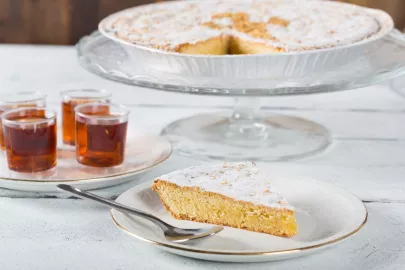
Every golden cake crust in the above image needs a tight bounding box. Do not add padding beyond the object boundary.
[152,162,298,238]
[153,180,297,237]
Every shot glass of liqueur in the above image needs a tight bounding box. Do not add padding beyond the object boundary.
[1,108,57,172]
[60,89,111,146]
[75,103,130,167]
[0,91,46,150]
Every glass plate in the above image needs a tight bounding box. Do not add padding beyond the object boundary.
[77,30,405,96]
[0,135,172,192]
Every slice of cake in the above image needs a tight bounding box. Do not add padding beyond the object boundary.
[152,162,298,237]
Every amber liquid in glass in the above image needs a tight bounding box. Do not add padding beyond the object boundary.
[62,101,78,146]
[3,117,57,172]
[62,101,110,146]
[1,104,45,150]
[76,114,128,167]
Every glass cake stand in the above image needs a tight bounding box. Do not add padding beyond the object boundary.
[77,30,405,161]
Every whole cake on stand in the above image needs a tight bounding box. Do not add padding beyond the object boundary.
[101,0,390,54]
[77,0,405,161]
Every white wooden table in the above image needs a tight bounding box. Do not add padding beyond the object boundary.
[0,44,404,270]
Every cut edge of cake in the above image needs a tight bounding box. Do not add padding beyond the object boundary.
[177,35,230,55]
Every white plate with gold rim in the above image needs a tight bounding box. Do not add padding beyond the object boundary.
[111,175,367,263]
[0,135,171,192]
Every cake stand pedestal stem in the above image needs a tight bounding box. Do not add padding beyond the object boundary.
[225,98,270,144]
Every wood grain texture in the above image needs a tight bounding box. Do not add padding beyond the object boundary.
[0,0,154,44]
[0,0,71,44]
[70,0,99,44]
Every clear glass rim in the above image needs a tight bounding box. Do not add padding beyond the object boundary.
[0,91,47,105]
[1,107,56,127]
[77,30,405,96]
[74,102,130,121]
[60,89,112,100]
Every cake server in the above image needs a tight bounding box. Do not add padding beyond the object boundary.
[57,184,223,243]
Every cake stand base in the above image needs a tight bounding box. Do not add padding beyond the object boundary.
[161,98,331,161]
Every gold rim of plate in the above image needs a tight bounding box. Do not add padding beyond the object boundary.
[110,199,368,256]
[0,137,172,183]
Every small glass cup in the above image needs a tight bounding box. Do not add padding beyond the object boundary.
[0,91,46,149]
[1,108,57,172]
[60,89,111,146]
[75,102,130,167]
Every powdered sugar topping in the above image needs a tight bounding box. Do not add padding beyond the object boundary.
[157,162,293,210]
[103,0,388,52]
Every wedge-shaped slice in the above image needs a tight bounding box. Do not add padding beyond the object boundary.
[152,162,298,237]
